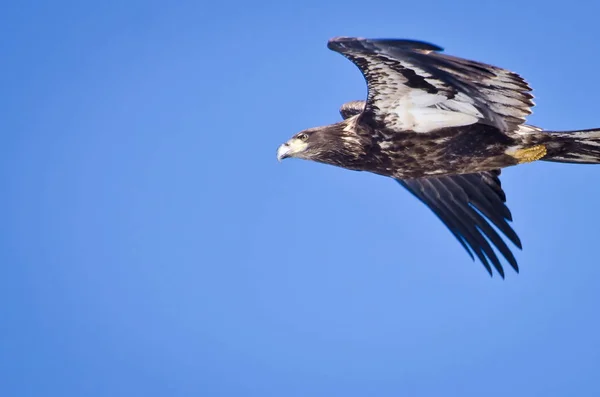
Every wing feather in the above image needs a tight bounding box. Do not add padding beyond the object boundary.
[328,37,534,134]
[397,170,521,277]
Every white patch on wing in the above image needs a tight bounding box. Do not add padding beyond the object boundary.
[410,108,479,132]
[387,90,481,133]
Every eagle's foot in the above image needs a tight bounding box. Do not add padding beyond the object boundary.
[508,145,547,164]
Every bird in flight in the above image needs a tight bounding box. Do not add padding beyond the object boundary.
[277,37,600,278]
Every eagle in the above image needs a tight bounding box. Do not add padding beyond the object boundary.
[277,37,600,278]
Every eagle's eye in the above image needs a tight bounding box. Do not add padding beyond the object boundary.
[297,133,309,141]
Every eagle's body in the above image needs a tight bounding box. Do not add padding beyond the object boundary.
[308,117,524,178]
[277,37,600,277]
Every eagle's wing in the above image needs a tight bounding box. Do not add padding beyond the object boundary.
[339,100,366,119]
[327,37,534,134]
[396,170,521,277]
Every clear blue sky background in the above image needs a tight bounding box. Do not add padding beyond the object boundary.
[2,1,600,396]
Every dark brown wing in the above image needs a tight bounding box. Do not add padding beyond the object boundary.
[328,37,534,135]
[397,170,522,277]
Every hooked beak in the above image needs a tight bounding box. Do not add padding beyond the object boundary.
[277,138,308,162]
[277,143,292,162]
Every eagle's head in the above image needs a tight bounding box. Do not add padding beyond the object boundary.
[277,121,367,167]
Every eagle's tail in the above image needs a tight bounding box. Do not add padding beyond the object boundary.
[540,128,600,164]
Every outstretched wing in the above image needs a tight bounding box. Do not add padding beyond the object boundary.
[327,37,534,134]
[397,170,521,277]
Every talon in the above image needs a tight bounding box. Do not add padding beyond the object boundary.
[508,144,547,164]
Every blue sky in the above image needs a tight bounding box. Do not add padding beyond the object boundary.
[2,1,600,396]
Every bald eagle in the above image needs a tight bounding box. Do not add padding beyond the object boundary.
[277,37,600,278]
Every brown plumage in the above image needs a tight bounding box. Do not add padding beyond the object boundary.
[277,37,600,277]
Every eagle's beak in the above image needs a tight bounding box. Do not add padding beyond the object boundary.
[277,138,308,162]
[277,143,292,162]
